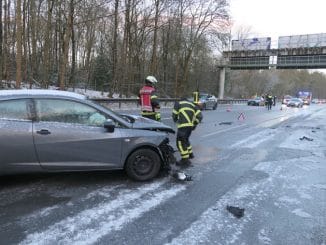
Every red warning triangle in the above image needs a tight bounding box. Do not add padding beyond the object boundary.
[238,112,245,121]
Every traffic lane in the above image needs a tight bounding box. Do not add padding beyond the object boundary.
[116,104,320,155]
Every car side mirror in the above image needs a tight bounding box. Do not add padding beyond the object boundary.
[104,119,115,133]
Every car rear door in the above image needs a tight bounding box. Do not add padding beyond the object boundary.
[0,98,40,173]
[32,98,123,171]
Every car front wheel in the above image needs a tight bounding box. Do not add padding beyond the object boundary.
[125,148,161,181]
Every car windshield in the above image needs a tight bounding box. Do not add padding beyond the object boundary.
[87,99,129,122]
[200,94,209,99]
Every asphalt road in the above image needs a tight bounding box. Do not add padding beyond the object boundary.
[1,103,326,245]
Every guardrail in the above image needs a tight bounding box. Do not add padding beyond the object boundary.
[92,98,248,109]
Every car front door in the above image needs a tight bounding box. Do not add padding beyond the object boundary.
[33,98,123,171]
[0,99,40,173]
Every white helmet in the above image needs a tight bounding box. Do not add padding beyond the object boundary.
[145,75,158,84]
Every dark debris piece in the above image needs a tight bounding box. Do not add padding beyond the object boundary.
[219,122,233,125]
[299,136,314,141]
[226,205,245,218]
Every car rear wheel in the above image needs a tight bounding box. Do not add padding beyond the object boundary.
[213,103,217,110]
[125,148,161,181]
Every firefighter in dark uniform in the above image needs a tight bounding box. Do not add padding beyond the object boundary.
[172,96,203,166]
[139,76,161,121]
[266,94,273,110]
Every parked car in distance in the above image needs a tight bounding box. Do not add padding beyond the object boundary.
[196,93,218,110]
[287,98,304,108]
[247,96,265,106]
[282,95,292,105]
[0,89,176,181]
[311,98,319,104]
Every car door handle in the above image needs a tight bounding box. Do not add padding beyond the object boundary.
[36,129,51,135]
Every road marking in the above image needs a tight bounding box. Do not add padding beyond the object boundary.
[201,124,247,138]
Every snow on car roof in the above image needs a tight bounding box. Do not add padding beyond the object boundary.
[0,89,86,100]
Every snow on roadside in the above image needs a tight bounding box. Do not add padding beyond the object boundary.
[20,180,185,245]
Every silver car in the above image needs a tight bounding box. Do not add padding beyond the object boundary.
[0,89,175,181]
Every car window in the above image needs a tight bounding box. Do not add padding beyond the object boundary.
[0,99,30,121]
[35,99,108,127]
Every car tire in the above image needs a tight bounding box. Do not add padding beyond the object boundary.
[203,103,206,110]
[125,148,161,181]
[213,103,217,110]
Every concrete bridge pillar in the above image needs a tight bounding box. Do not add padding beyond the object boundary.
[218,67,225,99]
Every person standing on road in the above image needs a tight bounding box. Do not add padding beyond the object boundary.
[139,76,161,121]
[172,96,203,167]
[266,94,273,110]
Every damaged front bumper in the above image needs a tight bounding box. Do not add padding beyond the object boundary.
[159,138,176,169]
[158,138,192,181]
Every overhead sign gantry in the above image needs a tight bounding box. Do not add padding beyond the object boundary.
[223,33,326,69]
[217,33,326,99]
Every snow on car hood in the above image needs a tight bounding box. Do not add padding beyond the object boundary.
[121,114,175,134]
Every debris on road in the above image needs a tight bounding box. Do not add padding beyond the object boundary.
[219,122,233,125]
[299,136,314,141]
[226,205,245,218]
[172,171,193,181]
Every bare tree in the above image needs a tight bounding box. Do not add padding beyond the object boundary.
[43,0,54,87]
[0,0,2,81]
[59,0,74,90]
[16,0,23,88]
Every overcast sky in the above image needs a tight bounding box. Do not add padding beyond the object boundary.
[230,0,326,45]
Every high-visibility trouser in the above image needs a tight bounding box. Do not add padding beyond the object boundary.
[141,111,160,121]
[176,127,193,159]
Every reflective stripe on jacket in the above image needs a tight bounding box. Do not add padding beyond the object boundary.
[172,100,203,128]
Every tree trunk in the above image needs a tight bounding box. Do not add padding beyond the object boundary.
[111,0,119,96]
[69,12,76,88]
[30,0,37,87]
[0,0,2,81]
[120,0,131,97]
[59,0,74,90]
[22,0,28,86]
[3,0,9,82]
[150,0,160,75]
[16,0,23,88]
[43,0,54,88]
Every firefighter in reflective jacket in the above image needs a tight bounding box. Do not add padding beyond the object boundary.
[172,97,203,166]
[139,76,161,121]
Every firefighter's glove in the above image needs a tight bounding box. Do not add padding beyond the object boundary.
[155,112,161,121]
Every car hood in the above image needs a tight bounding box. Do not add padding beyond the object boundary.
[121,114,175,134]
